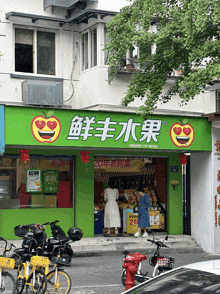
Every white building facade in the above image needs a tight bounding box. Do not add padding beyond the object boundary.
[0,0,220,253]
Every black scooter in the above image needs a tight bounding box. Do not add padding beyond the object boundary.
[11,221,83,268]
[11,223,46,268]
[42,220,83,265]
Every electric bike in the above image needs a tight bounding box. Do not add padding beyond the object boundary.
[121,233,175,285]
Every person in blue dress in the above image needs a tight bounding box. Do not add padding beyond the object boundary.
[134,187,150,237]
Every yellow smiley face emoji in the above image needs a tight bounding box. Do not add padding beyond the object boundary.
[170,120,195,147]
[31,111,61,143]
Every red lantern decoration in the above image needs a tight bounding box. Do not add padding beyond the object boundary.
[18,149,30,162]
[178,154,188,165]
[80,151,91,172]
[80,151,91,163]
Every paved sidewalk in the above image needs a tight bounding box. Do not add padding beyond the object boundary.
[1,233,203,257]
[71,233,204,256]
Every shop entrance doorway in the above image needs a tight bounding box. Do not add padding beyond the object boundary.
[94,156,167,236]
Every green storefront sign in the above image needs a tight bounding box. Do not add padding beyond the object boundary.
[5,106,211,151]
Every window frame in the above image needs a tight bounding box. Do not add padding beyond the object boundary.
[81,25,98,71]
[216,90,220,113]
[0,155,75,209]
[14,25,58,77]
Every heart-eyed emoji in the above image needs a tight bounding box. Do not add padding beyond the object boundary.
[170,120,194,147]
[31,111,61,143]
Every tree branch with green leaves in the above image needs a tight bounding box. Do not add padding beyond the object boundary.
[105,0,220,118]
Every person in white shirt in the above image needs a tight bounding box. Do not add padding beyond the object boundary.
[104,178,121,236]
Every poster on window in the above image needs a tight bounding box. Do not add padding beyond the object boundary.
[42,170,59,193]
[149,211,160,227]
[26,170,42,193]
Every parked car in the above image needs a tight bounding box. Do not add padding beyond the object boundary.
[121,259,220,293]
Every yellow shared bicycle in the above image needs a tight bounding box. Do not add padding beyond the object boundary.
[0,237,16,293]
[16,254,49,294]
[44,255,71,294]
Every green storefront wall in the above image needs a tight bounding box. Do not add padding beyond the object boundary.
[0,147,95,240]
[1,106,212,239]
[0,147,183,239]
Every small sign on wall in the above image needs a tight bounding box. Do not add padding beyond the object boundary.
[171,166,178,173]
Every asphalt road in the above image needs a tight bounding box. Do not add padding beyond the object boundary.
[9,251,220,294]
[67,251,220,294]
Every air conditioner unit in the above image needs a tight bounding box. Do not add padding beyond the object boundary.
[44,0,91,9]
[22,80,63,107]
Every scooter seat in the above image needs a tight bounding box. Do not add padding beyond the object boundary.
[49,239,61,245]
[42,251,53,257]
[59,237,70,243]
[49,237,69,245]
[22,253,33,258]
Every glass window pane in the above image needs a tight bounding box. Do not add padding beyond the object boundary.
[104,26,109,65]
[82,33,88,70]
[15,28,33,73]
[91,28,97,67]
[15,158,73,209]
[37,31,55,75]
[217,98,220,113]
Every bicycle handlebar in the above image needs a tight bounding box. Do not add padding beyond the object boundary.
[0,237,16,252]
[147,239,169,248]
[42,220,61,226]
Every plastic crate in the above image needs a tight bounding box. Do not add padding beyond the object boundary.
[30,256,50,267]
[157,257,175,270]
[0,257,15,269]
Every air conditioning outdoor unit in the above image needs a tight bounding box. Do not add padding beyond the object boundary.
[22,80,63,107]
[44,0,97,9]
[44,0,98,9]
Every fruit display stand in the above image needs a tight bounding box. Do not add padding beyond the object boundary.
[94,186,166,233]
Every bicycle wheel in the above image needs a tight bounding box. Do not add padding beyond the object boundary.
[47,270,71,294]
[1,272,16,293]
[17,264,26,294]
[26,270,47,294]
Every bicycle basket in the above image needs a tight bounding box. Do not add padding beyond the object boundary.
[149,256,158,267]
[157,257,175,270]
[30,256,50,268]
[0,257,15,269]
[51,255,71,266]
